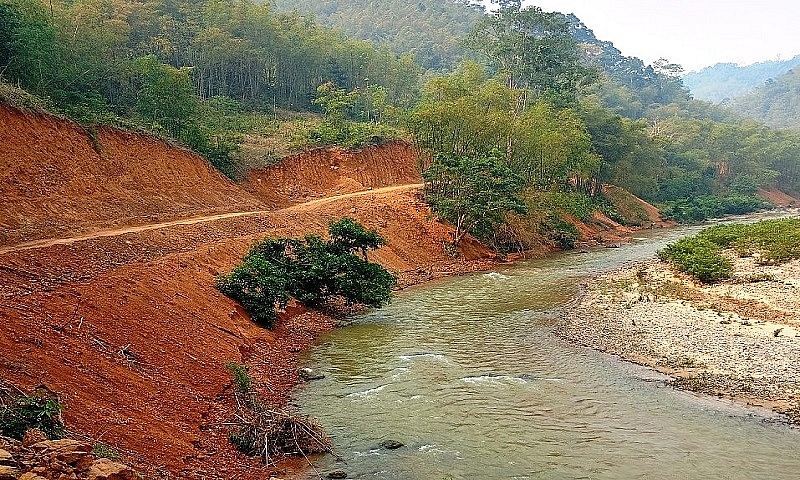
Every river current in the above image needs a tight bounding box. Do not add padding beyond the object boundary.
[295,223,800,479]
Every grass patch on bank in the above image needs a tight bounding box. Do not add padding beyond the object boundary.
[658,218,800,283]
[659,195,770,223]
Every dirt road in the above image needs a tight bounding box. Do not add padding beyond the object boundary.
[0,184,424,255]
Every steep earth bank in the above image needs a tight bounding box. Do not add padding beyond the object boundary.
[0,104,660,478]
[0,106,495,478]
[242,140,422,208]
[0,105,262,246]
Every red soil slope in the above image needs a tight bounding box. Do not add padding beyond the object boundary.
[0,105,263,246]
[0,106,493,478]
[242,141,422,207]
[759,188,799,207]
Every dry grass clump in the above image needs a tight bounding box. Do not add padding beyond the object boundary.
[224,362,333,466]
[229,407,332,465]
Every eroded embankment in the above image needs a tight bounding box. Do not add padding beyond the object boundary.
[241,140,422,207]
[0,105,263,246]
[0,189,495,479]
[0,106,494,478]
[558,256,800,423]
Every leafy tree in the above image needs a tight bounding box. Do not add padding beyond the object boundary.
[130,55,197,137]
[216,248,291,326]
[217,219,395,328]
[467,1,596,107]
[328,216,386,261]
[409,62,518,159]
[423,150,527,246]
[313,82,357,125]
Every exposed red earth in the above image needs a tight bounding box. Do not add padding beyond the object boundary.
[0,105,495,478]
[0,104,667,478]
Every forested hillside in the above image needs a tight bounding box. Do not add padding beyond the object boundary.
[726,69,800,131]
[271,0,485,71]
[0,0,420,175]
[683,56,800,102]
[1,0,799,245]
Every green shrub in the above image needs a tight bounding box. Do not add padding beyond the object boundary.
[660,195,769,223]
[293,119,401,150]
[92,443,122,460]
[658,218,800,282]
[548,191,595,222]
[658,237,733,283]
[224,362,252,395]
[0,390,65,440]
[542,213,580,249]
[217,218,396,328]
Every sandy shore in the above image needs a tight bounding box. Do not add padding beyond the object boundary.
[558,255,800,423]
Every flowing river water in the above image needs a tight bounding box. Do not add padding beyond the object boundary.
[294,223,800,479]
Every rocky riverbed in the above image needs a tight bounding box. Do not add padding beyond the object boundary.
[558,255,800,423]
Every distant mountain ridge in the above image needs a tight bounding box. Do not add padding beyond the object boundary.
[683,56,800,102]
[726,68,800,131]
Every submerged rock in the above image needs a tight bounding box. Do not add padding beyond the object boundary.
[299,368,326,381]
[327,470,348,479]
[379,439,404,450]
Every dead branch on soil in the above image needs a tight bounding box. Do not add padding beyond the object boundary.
[227,401,334,466]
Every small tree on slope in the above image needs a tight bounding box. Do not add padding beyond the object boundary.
[216,218,395,328]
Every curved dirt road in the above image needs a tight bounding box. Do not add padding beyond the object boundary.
[0,184,423,255]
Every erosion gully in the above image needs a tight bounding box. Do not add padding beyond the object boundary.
[294,217,800,479]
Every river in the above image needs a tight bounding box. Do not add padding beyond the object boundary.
[294,222,800,479]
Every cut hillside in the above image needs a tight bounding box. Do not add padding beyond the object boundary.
[0,186,494,478]
[0,105,494,478]
[0,105,264,246]
[242,141,422,207]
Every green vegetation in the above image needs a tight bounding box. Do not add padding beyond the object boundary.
[0,0,420,173]
[657,237,733,283]
[466,2,596,108]
[659,196,769,223]
[224,362,252,396]
[728,68,800,131]
[423,151,527,246]
[658,218,800,283]
[271,0,485,71]
[1,0,797,247]
[0,388,65,440]
[217,218,396,328]
[92,443,123,461]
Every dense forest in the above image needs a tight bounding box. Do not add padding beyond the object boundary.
[0,0,421,174]
[1,0,799,249]
[683,55,800,102]
[271,0,485,71]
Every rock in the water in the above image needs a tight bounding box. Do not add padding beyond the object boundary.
[327,470,348,479]
[299,367,325,381]
[379,439,404,450]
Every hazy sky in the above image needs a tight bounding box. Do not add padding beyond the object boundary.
[514,0,800,72]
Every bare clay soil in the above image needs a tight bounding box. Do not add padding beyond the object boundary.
[0,105,494,478]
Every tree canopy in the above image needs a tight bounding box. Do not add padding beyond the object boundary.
[216,218,396,328]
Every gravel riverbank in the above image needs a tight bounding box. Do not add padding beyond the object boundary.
[558,255,800,423]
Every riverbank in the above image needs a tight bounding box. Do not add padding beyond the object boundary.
[558,254,800,424]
